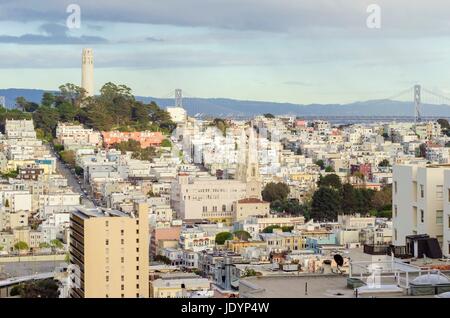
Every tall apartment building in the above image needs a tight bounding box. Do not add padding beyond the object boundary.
[392,164,449,256]
[70,203,149,298]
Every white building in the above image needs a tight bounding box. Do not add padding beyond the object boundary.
[392,164,448,256]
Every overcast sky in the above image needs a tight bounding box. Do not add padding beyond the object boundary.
[0,0,450,103]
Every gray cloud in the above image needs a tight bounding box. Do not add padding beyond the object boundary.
[1,0,450,36]
[0,22,108,44]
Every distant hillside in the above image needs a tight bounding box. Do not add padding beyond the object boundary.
[2,88,450,117]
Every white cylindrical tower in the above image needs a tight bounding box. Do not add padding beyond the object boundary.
[81,48,94,97]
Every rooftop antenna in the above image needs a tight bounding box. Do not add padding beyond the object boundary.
[175,88,183,108]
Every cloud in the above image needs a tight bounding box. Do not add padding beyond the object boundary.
[1,0,450,36]
[0,23,108,44]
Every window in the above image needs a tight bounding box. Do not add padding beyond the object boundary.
[105,221,109,227]
[121,275,124,281]
[222,205,226,212]
[121,285,124,291]
[106,276,109,282]
[121,230,124,235]
[436,210,443,224]
[437,185,443,199]
[121,257,124,263]
[202,206,207,212]
[421,209,424,223]
[394,205,398,218]
[394,228,397,241]
[121,239,124,244]
[394,181,398,194]
[136,284,139,289]
[105,239,109,246]
[420,184,424,198]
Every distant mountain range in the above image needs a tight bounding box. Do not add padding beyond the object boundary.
[2,88,450,118]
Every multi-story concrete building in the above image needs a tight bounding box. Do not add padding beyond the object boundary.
[69,203,149,298]
[392,164,448,255]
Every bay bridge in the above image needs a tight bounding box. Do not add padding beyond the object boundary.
[157,85,450,123]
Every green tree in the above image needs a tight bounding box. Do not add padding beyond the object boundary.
[11,279,60,298]
[262,225,281,233]
[310,187,341,221]
[39,242,51,248]
[14,241,29,251]
[215,232,233,245]
[161,139,172,148]
[263,113,275,119]
[32,106,59,139]
[262,182,290,202]
[233,230,251,241]
[437,118,450,130]
[50,239,64,249]
[325,166,335,172]
[41,92,55,107]
[318,174,342,190]
[378,159,390,167]
[315,160,325,170]
[15,96,29,111]
[59,150,76,167]
[341,183,357,214]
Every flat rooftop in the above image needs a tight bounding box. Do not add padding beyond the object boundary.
[240,274,435,298]
[72,207,131,219]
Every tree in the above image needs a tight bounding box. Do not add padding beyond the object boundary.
[325,166,335,172]
[315,160,325,170]
[281,226,294,232]
[74,166,84,176]
[371,185,392,212]
[14,241,29,251]
[154,255,171,264]
[233,230,251,241]
[437,118,450,130]
[262,225,281,233]
[378,159,390,167]
[310,187,341,221]
[50,239,64,249]
[11,279,60,298]
[263,113,275,119]
[59,150,76,167]
[215,232,233,245]
[341,183,357,214]
[58,83,86,107]
[39,242,51,249]
[262,182,290,202]
[418,143,427,158]
[41,92,55,107]
[161,139,172,148]
[318,174,342,190]
[32,106,59,139]
[15,97,29,111]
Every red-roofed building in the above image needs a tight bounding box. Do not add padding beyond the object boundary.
[102,131,165,148]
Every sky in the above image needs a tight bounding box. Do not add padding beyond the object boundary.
[0,0,450,104]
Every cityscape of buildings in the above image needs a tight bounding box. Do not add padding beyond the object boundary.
[1,2,450,301]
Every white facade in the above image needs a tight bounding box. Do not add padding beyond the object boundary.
[393,164,447,254]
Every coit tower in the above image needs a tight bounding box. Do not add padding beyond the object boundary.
[81,48,94,97]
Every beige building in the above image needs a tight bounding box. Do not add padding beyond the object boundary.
[70,203,149,298]
[150,272,213,298]
[233,198,270,221]
[170,127,263,222]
